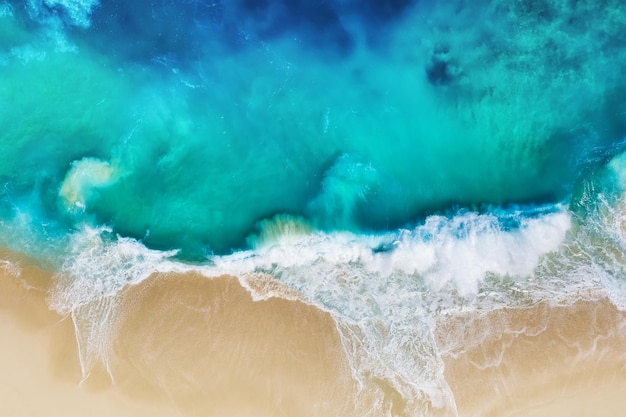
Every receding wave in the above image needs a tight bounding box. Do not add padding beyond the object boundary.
[39,179,626,415]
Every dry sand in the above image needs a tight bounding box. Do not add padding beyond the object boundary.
[2,250,626,416]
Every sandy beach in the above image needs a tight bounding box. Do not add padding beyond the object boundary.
[2,251,626,417]
[0,253,358,417]
[0,251,177,417]
[438,298,626,417]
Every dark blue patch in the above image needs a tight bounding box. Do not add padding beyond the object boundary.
[27,0,423,63]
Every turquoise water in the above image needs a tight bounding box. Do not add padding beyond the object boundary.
[3,1,626,415]
[2,0,625,258]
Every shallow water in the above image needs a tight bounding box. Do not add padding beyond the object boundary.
[2,1,626,416]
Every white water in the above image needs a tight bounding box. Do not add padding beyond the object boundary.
[43,202,599,414]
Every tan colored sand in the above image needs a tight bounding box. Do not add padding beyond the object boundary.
[3,248,626,417]
[437,298,626,417]
[0,253,358,417]
[505,381,626,417]
[106,272,359,417]
[0,251,176,417]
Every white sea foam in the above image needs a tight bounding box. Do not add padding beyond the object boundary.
[213,208,572,299]
[48,225,185,379]
[574,194,626,311]
[49,204,622,414]
[204,206,574,414]
[49,226,183,314]
[559,149,626,310]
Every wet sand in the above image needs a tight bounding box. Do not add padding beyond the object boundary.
[107,272,358,417]
[2,251,626,416]
[437,298,626,417]
[0,251,176,417]
[0,253,358,417]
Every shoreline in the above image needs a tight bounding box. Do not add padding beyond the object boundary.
[0,253,359,416]
[0,250,177,417]
[2,251,626,416]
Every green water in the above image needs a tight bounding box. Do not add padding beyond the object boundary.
[1,0,625,258]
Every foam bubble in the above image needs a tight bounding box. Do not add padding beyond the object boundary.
[0,259,21,278]
[49,225,181,314]
[214,207,572,299]
[398,210,572,296]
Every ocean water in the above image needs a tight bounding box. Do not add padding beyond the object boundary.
[2,0,626,415]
